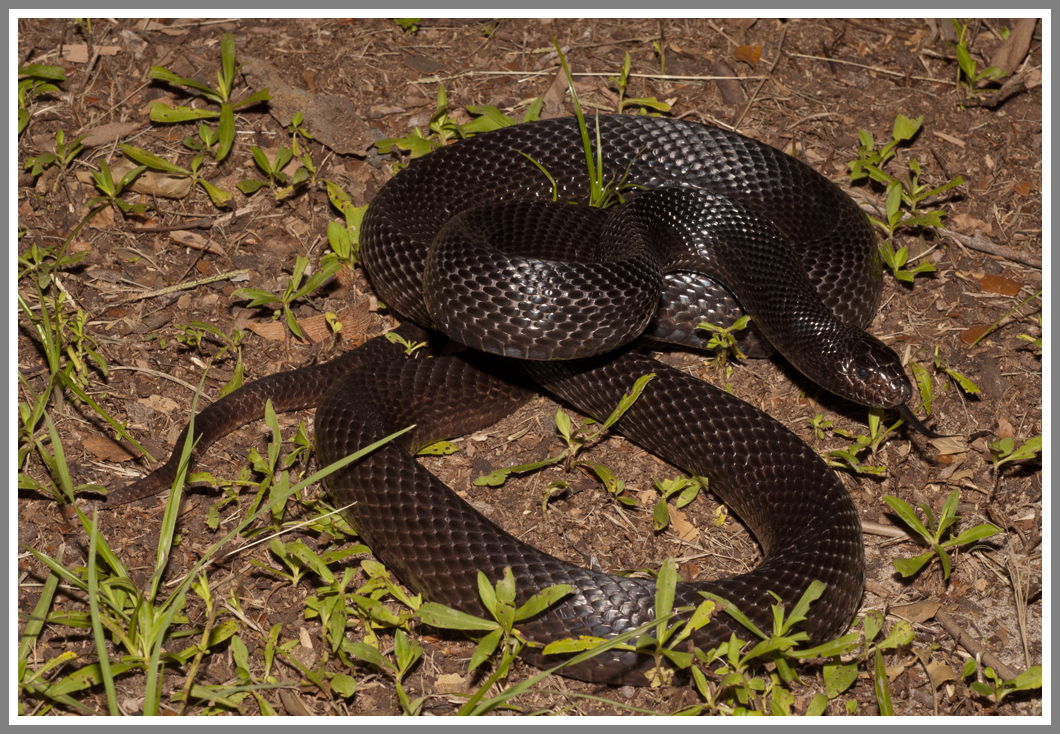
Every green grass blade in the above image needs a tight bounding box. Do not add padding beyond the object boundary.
[87,512,119,715]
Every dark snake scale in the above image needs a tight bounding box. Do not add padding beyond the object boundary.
[98,116,928,685]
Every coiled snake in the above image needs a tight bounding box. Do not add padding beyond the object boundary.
[99,116,932,685]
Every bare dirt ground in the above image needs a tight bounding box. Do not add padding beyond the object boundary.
[16,18,1043,716]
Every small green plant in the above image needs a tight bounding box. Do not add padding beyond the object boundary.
[375,84,540,161]
[685,580,861,715]
[969,288,1043,347]
[848,114,963,277]
[417,568,574,709]
[230,255,342,343]
[18,238,153,496]
[652,40,666,76]
[172,321,246,397]
[805,611,915,716]
[18,64,66,135]
[18,246,106,392]
[24,130,88,189]
[393,18,421,34]
[322,181,368,274]
[609,52,672,115]
[950,19,1008,100]
[237,144,307,199]
[696,315,751,367]
[149,32,271,162]
[1017,313,1043,349]
[84,158,149,218]
[650,475,706,532]
[286,110,314,154]
[814,408,897,476]
[903,346,977,426]
[18,396,412,715]
[383,330,427,356]
[882,488,1002,580]
[553,41,644,209]
[963,658,1042,708]
[473,373,654,490]
[878,239,937,283]
[121,144,232,207]
[988,434,1042,474]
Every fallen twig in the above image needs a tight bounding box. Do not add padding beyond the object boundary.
[941,228,1042,269]
[935,608,1019,681]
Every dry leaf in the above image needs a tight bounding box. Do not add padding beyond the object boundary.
[143,20,189,36]
[734,44,762,67]
[139,395,180,414]
[81,121,144,147]
[978,273,1023,297]
[171,230,223,254]
[245,299,368,346]
[82,434,136,462]
[929,435,967,455]
[61,44,121,63]
[959,324,990,344]
[669,507,699,542]
[246,320,291,343]
[913,647,960,689]
[996,415,1015,440]
[940,468,975,485]
[87,204,116,230]
[893,600,942,624]
[950,212,992,235]
[988,18,1037,75]
[433,673,469,694]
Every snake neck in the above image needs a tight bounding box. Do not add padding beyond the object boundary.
[769,315,913,409]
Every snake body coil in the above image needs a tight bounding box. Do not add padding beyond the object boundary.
[103,116,921,685]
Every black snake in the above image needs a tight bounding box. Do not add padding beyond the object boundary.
[98,116,932,685]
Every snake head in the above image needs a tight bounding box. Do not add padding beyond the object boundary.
[834,335,912,408]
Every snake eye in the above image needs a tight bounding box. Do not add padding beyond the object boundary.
[855,366,869,380]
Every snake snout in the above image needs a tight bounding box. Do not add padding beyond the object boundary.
[839,337,913,408]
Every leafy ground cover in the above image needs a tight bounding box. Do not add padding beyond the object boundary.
[16,17,1042,716]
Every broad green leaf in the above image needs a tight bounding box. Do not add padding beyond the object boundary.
[237,179,269,195]
[417,602,498,632]
[945,523,1002,547]
[879,619,915,649]
[217,104,235,161]
[514,584,574,622]
[891,551,934,578]
[20,64,67,81]
[955,44,976,81]
[151,104,219,124]
[467,628,504,672]
[873,648,894,715]
[892,114,923,142]
[653,499,670,531]
[882,496,931,540]
[198,179,233,207]
[120,144,188,174]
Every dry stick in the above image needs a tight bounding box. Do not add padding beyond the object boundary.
[412,69,765,85]
[727,27,789,133]
[940,228,1043,269]
[125,218,214,233]
[934,609,1019,681]
[841,18,916,41]
[87,268,249,319]
[789,53,953,85]
[109,365,213,399]
[862,520,910,539]
[1006,543,1032,669]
